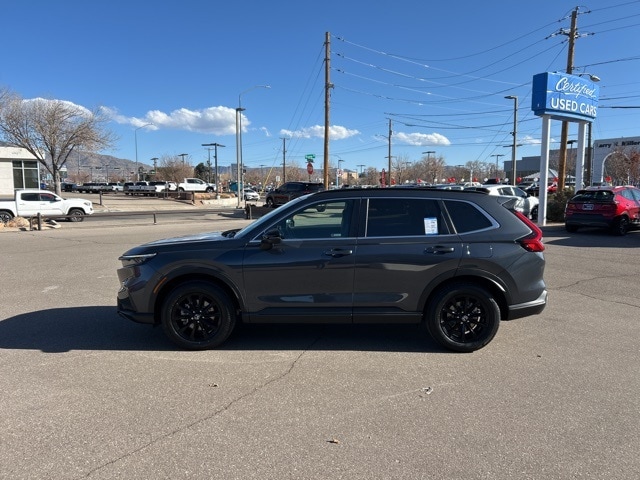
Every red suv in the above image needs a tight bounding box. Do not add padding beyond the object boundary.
[565,185,640,235]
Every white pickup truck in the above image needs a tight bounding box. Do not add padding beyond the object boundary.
[177,178,216,193]
[0,189,94,223]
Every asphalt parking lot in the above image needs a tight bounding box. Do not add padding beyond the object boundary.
[1,203,639,479]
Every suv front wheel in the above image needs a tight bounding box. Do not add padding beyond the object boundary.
[161,281,236,350]
[425,283,500,353]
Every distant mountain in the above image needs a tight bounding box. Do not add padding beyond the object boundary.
[64,151,148,177]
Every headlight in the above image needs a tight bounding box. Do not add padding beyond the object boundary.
[119,253,157,267]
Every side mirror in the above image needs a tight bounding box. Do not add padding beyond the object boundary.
[260,228,283,250]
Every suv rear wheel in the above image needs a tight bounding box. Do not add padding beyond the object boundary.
[611,216,629,236]
[425,283,500,352]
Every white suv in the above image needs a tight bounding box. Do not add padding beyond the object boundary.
[467,184,539,220]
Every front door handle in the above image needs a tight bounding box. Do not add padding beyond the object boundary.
[324,248,353,258]
[425,245,455,254]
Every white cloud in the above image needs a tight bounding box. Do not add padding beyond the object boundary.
[280,125,360,140]
[106,105,248,135]
[521,135,540,145]
[24,98,93,117]
[259,126,271,137]
[394,131,451,147]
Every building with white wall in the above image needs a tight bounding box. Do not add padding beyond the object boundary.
[0,142,40,195]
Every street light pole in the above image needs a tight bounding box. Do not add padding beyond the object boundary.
[357,164,365,185]
[150,157,158,179]
[337,159,344,187]
[202,143,225,199]
[178,153,188,165]
[491,154,505,179]
[235,107,245,208]
[134,123,153,182]
[505,95,518,185]
[237,85,270,208]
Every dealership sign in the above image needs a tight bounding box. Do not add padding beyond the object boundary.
[531,72,599,122]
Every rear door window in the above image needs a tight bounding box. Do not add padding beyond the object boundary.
[365,198,446,237]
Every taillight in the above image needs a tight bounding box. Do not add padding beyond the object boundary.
[512,210,545,252]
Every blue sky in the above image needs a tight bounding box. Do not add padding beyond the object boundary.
[3,0,640,179]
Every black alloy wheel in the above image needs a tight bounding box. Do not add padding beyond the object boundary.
[161,281,236,350]
[426,283,500,353]
[0,211,13,223]
[611,216,629,236]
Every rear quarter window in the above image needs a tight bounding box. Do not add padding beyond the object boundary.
[443,200,494,233]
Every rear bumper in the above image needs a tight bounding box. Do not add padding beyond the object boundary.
[506,289,547,320]
[565,213,613,228]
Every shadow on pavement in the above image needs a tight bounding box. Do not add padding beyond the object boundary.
[0,306,446,354]
[541,224,640,248]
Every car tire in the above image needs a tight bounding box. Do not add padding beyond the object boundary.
[425,283,500,353]
[161,281,236,350]
[0,210,14,223]
[565,224,579,233]
[68,208,85,222]
[611,216,629,236]
[265,197,275,208]
[530,205,538,221]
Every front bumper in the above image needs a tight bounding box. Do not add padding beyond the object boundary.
[117,298,155,324]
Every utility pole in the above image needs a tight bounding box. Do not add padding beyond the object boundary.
[323,31,332,189]
[505,95,518,185]
[281,137,287,184]
[557,7,579,192]
[386,119,393,186]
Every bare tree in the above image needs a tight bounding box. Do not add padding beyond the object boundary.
[392,154,413,185]
[285,160,303,182]
[157,155,193,182]
[603,148,640,186]
[0,88,116,195]
[415,153,447,183]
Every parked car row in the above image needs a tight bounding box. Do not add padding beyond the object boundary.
[465,184,538,220]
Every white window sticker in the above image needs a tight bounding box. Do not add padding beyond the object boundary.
[424,217,438,235]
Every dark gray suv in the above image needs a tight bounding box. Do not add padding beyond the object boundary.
[265,181,324,207]
[117,187,547,352]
